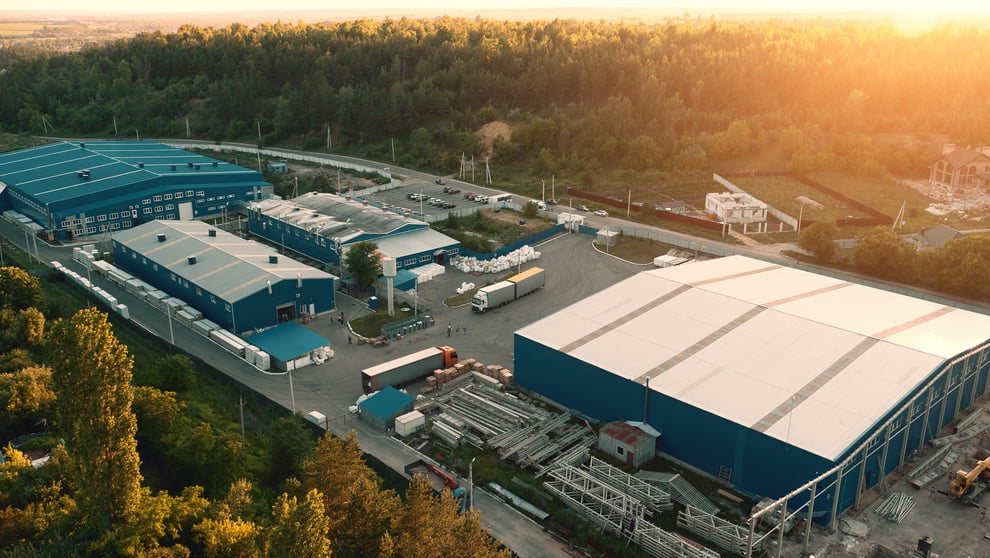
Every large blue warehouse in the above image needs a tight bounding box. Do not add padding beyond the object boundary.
[246,193,460,272]
[514,255,990,527]
[112,220,336,334]
[0,140,271,241]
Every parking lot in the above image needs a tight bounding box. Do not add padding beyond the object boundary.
[353,172,536,221]
[291,230,647,419]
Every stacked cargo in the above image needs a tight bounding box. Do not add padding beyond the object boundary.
[208,329,247,356]
[104,267,133,288]
[192,319,220,336]
[182,306,203,320]
[500,369,514,385]
[175,309,196,325]
[254,351,271,370]
[145,290,169,309]
[244,345,258,365]
[164,298,187,315]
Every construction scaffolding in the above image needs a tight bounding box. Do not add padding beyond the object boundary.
[544,459,720,558]
[677,505,752,556]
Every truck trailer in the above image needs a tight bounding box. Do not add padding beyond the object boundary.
[471,267,545,313]
[361,346,458,393]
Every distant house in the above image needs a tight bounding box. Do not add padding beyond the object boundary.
[903,224,964,250]
[929,144,990,192]
[657,200,689,215]
[704,192,767,224]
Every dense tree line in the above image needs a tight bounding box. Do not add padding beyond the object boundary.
[2,18,989,178]
[0,268,508,556]
[799,224,990,301]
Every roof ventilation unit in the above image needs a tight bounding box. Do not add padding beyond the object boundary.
[138,162,145,168]
[195,164,201,170]
[171,165,176,171]
[268,255,278,264]
[157,233,166,242]
[212,161,218,167]
[79,142,85,149]
[187,256,197,265]
[208,229,217,237]
[187,162,194,168]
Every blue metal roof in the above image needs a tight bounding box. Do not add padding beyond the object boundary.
[245,321,330,362]
[358,386,414,420]
[0,140,265,211]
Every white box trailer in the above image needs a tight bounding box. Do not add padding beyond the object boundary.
[117,304,130,319]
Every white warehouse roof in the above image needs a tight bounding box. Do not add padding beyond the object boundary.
[112,220,335,303]
[517,255,990,460]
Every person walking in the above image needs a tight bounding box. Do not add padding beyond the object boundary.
[348,335,352,344]
[447,323,452,337]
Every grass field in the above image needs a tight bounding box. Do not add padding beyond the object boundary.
[0,22,45,37]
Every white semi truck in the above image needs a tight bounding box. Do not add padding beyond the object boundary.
[471,267,545,313]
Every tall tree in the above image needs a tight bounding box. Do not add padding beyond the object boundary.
[300,431,398,558]
[797,221,839,263]
[49,307,142,531]
[0,267,42,312]
[383,477,511,558]
[343,241,382,292]
[264,489,331,558]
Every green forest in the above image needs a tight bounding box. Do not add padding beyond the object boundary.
[2,17,990,179]
[0,263,511,557]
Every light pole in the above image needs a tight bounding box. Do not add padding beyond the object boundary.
[167,304,174,345]
[469,457,476,512]
[288,361,296,414]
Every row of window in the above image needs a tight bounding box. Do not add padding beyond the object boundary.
[142,191,202,204]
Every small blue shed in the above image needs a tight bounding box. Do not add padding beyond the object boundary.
[358,386,414,431]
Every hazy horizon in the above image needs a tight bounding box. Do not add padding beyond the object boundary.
[4,0,988,16]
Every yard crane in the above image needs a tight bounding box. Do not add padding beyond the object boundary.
[948,456,990,502]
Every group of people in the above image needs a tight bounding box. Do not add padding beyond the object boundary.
[447,323,466,337]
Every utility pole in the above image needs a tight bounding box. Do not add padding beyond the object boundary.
[238,396,246,441]
[469,457,476,512]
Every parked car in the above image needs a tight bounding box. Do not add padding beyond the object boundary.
[464,192,477,200]
[546,198,559,205]
[475,195,489,203]
[593,209,609,217]
[575,204,589,212]
[428,197,443,206]
[407,192,421,200]
[444,187,461,194]
[441,201,457,209]
[435,178,446,185]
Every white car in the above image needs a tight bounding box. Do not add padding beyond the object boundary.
[593,209,609,217]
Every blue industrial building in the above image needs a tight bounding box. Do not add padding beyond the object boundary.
[246,193,459,273]
[0,140,271,241]
[112,220,337,334]
[358,386,415,431]
[515,255,990,528]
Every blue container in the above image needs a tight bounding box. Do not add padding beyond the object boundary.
[368,296,379,309]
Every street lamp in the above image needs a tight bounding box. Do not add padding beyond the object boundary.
[469,457,476,512]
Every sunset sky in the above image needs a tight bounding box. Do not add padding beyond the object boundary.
[8,0,989,14]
